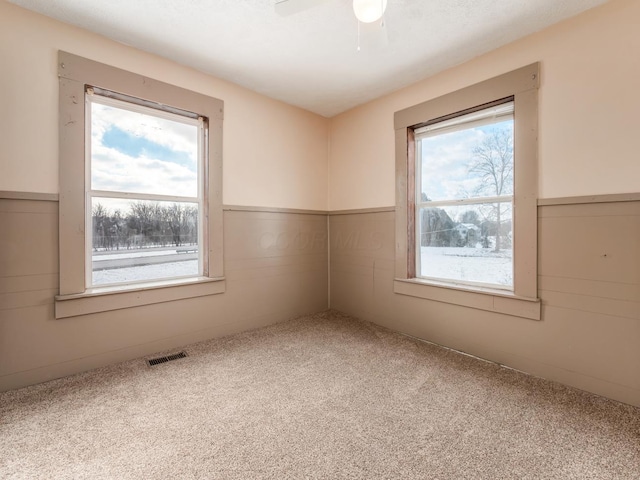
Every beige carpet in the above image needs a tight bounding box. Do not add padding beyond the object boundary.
[1,310,639,479]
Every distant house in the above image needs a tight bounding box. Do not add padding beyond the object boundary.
[454,223,480,247]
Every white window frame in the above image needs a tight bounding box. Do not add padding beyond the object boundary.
[85,91,205,288]
[414,100,515,290]
[393,64,541,320]
[55,51,225,319]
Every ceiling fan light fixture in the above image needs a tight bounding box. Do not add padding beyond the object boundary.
[353,0,388,23]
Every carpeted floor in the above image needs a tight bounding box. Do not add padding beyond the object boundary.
[1,310,639,479]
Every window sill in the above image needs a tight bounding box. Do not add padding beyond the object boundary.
[55,276,226,319]
[393,278,540,320]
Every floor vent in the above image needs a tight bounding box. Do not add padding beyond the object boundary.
[147,351,188,367]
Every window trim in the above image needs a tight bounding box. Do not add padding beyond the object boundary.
[393,63,540,320]
[56,51,225,318]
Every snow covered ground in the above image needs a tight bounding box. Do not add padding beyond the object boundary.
[92,246,512,288]
[94,249,181,261]
[93,260,198,285]
[419,246,512,286]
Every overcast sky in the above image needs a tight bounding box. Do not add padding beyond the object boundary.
[420,119,513,202]
[90,102,199,204]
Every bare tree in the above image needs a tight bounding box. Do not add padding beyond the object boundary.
[165,203,186,246]
[469,127,513,252]
[92,202,108,251]
[129,201,159,246]
[183,205,198,245]
[460,209,480,226]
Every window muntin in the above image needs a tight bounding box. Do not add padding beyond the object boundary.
[415,100,514,289]
[86,91,205,287]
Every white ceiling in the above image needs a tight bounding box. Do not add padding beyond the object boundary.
[9,0,608,117]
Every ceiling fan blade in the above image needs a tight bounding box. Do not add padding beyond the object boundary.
[275,0,331,16]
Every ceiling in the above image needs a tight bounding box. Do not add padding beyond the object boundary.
[9,0,608,117]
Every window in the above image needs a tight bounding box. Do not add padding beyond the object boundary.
[394,64,540,320]
[56,52,224,318]
[415,100,514,289]
[87,90,204,287]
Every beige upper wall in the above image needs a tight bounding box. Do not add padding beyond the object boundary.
[4,0,639,212]
[328,0,640,210]
[0,2,329,211]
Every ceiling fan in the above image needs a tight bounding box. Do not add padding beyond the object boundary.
[275,0,389,50]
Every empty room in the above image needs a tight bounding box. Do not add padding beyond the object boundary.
[1,0,638,478]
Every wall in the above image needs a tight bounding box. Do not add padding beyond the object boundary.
[0,199,328,390]
[1,0,638,407]
[0,3,328,391]
[328,0,640,407]
[329,202,640,407]
[329,0,640,210]
[0,2,329,211]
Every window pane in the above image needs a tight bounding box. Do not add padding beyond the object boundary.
[419,113,513,203]
[91,198,199,286]
[418,203,513,288]
[90,101,198,197]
